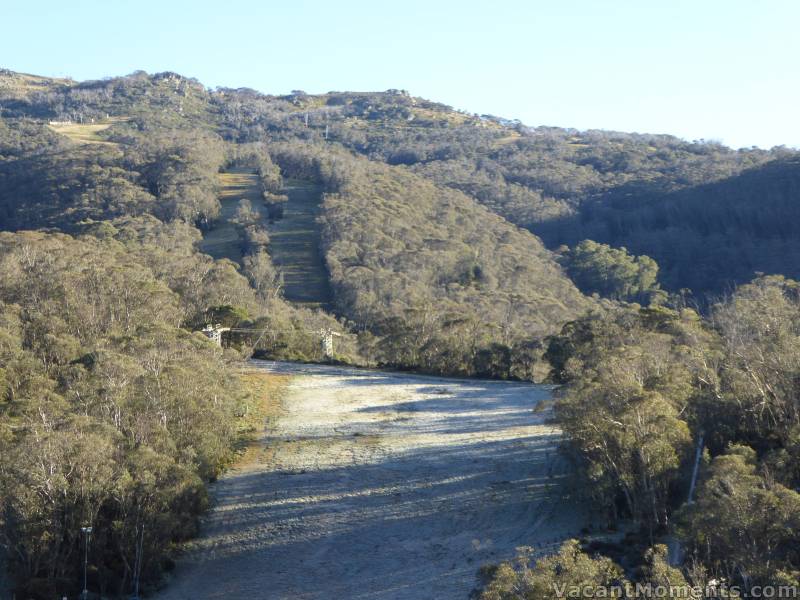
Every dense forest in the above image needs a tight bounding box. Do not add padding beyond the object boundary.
[2,67,800,597]
[241,85,800,297]
[265,141,590,377]
[481,277,800,596]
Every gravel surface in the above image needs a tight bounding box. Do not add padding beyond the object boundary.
[156,361,587,600]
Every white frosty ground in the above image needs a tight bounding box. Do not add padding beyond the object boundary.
[156,361,588,600]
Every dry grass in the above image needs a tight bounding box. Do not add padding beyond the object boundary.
[232,369,292,468]
[200,169,333,307]
[218,169,262,202]
[266,179,333,308]
[198,168,263,263]
[493,132,522,146]
[47,116,129,146]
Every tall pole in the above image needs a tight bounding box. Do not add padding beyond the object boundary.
[132,522,145,599]
[81,526,92,599]
[687,432,704,505]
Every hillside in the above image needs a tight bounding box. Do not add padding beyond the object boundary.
[0,69,592,377]
[3,67,800,598]
[312,94,799,295]
[5,68,800,301]
[208,82,800,297]
[319,154,591,374]
[5,66,800,314]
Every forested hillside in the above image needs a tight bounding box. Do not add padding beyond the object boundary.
[6,67,800,300]
[0,69,591,595]
[265,142,590,376]
[231,85,799,296]
[0,69,592,376]
[3,66,800,597]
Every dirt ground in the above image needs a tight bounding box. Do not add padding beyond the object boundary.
[156,361,588,600]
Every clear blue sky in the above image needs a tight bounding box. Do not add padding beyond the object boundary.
[3,0,798,148]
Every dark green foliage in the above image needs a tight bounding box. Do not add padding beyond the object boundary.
[0,232,242,596]
[680,446,800,585]
[550,306,705,527]
[561,240,661,303]
[548,277,800,592]
[478,540,697,600]
[479,540,627,600]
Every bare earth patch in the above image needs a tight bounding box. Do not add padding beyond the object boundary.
[156,361,587,600]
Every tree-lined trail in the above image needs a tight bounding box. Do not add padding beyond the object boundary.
[266,180,333,309]
[198,168,263,263]
[157,361,586,600]
[199,173,333,309]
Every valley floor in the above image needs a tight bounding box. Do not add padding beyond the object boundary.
[156,361,587,600]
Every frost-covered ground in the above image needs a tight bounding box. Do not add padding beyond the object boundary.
[157,361,587,600]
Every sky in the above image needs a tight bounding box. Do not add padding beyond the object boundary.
[3,0,798,149]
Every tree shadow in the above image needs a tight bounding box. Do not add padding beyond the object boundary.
[158,364,586,600]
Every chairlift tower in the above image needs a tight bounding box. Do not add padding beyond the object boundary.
[200,323,230,346]
[81,526,93,600]
[320,328,342,358]
[202,325,343,359]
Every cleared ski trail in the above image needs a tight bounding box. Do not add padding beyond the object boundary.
[156,361,586,600]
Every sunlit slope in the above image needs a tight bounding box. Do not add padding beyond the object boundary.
[321,155,592,337]
[47,116,129,146]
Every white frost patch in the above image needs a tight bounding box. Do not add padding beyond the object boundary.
[158,361,587,600]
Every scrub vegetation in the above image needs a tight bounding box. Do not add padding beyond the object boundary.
[1,67,799,597]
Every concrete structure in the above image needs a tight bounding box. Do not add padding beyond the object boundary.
[319,328,341,359]
[200,323,230,346]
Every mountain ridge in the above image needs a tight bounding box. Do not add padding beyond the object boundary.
[4,67,800,300]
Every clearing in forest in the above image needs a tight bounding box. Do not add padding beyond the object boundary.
[264,179,333,309]
[200,171,332,309]
[199,168,264,263]
[47,116,128,145]
[156,361,588,600]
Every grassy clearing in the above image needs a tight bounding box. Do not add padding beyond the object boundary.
[232,369,292,468]
[199,169,333,308]
[198,168,263,263]
[47,116,129,146]
[493,132,522,146]
[218,170,263,204]
[267,179,333,308]
[411,106,475,126]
